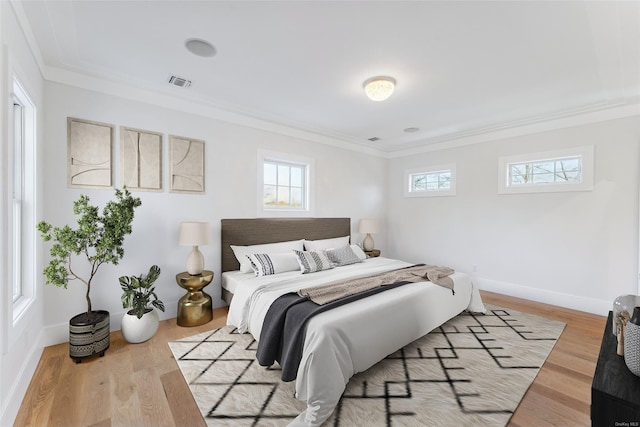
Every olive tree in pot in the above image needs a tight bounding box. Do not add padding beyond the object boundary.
[37,187,142,362]
[119,265,165,343]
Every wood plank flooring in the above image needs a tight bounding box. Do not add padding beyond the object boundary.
[15,292,606,426]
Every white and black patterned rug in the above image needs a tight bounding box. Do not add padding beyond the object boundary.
[168,305,565,426]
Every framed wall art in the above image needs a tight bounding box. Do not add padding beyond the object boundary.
[67,117,114,189]
[169,135,205,194]
[120,127,163,191]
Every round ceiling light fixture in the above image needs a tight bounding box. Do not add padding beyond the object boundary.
[363,76,396,101]
[185,38,217,58]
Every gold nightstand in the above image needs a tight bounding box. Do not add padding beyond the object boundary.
[364,249,381,258]
[176,270,214,327]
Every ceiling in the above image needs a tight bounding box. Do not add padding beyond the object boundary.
[14,1,640,155]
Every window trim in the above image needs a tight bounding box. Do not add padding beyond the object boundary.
[257,150,314,217]
[404,163,457,198]
[498,146,594,195]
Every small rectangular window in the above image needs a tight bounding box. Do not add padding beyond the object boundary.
[258,150,314,216]
[499,146,594,194]
[404,164,456,197]
[263,159,306,209]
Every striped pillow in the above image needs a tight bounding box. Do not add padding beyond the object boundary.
[325,244,363,267]
[246,253,300,277]
[293,250,335,274]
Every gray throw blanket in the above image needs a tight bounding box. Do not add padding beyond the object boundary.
[298,264,455,305]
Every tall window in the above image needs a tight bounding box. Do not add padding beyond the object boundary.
[404,164,456,197]
[12,99,25,302]
[258,150,313,216]
[499,146,594,194]
[11,79,36,317]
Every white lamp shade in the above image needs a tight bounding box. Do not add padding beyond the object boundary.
[179,221,211,246]
[358,219,379,234]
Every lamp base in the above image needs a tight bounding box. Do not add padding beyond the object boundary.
[187,246,205,275]
[362,234,375,251]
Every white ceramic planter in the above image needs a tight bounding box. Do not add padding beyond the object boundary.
[121,308,160,343]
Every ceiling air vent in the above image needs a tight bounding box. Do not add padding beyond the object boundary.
[168,74,192,88]
[368,137,380,142]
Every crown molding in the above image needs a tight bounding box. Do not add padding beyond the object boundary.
[44,66,388,158]
[9,0,46,80]
[386,102,640,159]
[41,65,640,161]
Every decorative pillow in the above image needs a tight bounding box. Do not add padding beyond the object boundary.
[231,239,304,273]
[293,250,335,274]
[303,236,350,251]
[350,244,367,261]
[325,244,363,267]
[246,252,300,277]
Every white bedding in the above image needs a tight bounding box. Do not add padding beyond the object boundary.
[221,270,253,295]
[226,257,486,426]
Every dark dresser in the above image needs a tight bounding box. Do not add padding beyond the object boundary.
[591,311,640,426]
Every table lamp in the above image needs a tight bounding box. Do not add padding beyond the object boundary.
[179,221,211,275]
[358,219,379,251]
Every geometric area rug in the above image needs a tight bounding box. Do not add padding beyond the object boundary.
[168,305,565,426]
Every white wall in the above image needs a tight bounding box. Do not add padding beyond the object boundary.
[388,117,640,315]
[0,2,46,426]
[41,81,388,343]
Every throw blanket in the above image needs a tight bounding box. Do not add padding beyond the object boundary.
[298,264,455,305]
[256,264,456,381]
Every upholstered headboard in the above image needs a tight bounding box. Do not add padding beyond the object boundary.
[220,218,350,273]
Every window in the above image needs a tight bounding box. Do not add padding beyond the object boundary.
[498,146,594,194]
[404,164,456,197]
[13,99,24,302]
[258,150,313,216]
[11,78,36,320]
[263,160,305,209]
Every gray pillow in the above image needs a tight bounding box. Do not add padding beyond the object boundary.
[325,244,363,267]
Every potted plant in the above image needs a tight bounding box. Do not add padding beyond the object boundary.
[37,187,142,362]
[119,265,165,343]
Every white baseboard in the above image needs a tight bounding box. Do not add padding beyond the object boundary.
[0,330,44,427]
[476,276,611,316]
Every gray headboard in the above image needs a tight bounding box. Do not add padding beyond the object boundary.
[221,218,350,273]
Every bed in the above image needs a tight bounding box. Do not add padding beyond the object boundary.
[221,217,485,426]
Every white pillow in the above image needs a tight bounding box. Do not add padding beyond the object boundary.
[293,250,335,274]
[303,236,350,251]
[350,244,367,261]
[325,244,363,267]
[246,252,300,277]
[231,239,304,273]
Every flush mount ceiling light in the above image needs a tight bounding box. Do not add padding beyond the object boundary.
[185,38,216,58]
[363,76,396,101]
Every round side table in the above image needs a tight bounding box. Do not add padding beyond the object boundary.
[176,270,214,327]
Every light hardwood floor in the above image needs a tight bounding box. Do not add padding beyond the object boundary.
[15,291,606,427]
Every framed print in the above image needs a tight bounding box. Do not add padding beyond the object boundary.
[169,135,205,194]
[120,127,163,191]
[67,117,114,188]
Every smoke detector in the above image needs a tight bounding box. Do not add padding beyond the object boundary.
[168,74,192,88]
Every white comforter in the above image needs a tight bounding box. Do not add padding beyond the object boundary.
[226,257,486,426]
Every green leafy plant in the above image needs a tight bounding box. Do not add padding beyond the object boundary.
[37,187,142,314]
[119,265,165,319]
